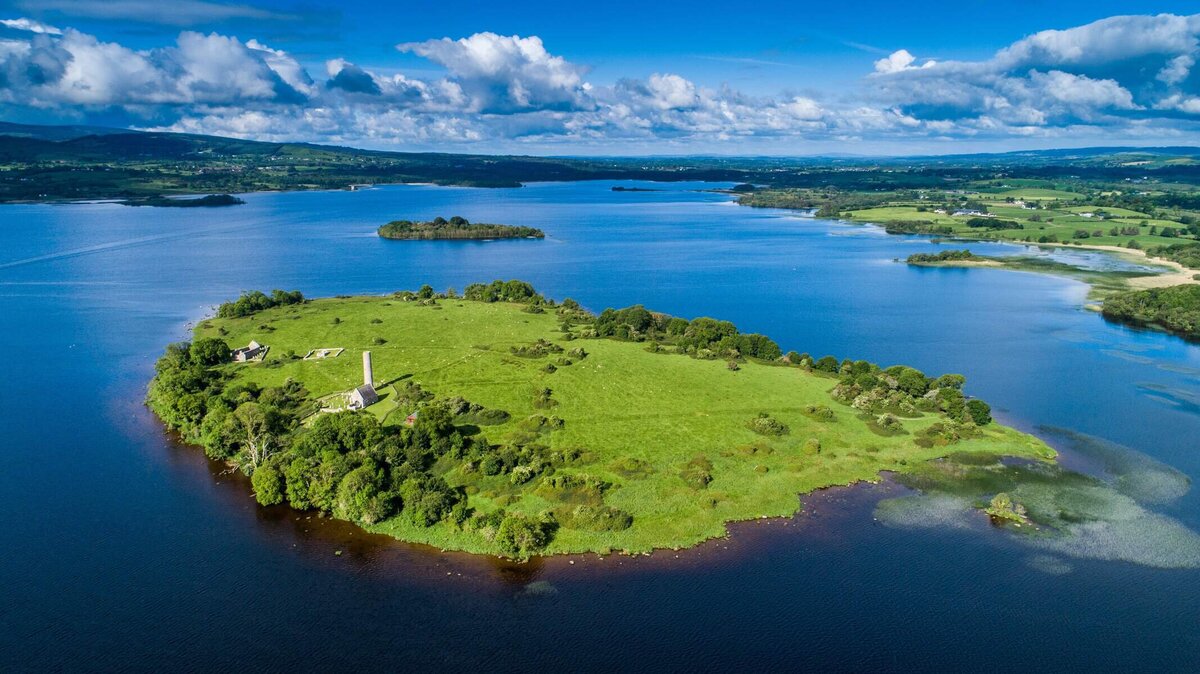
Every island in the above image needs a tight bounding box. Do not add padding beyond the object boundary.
[147,281,1054,559]
[905,249,989,266]
[378,216,544,240]
[118,194,245,208]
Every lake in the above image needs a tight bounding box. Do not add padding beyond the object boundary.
[2,181,1198,671]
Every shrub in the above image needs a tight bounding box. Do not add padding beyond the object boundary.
[875,413,903,432]
[803,404,835,422]
[532,387,557,409]
[984,492,1027,524]
[494,513,553,559]
[554,504,633,532]
[746,413,788,436]
[535,474,608,505]
[680,455,714,490]
[610,457,654,478]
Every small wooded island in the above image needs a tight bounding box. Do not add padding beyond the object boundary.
[119,194,245,208]
[378,216,544,240]
[147,282,1053,559]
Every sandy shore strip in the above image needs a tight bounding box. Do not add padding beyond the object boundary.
[1068,244,1199,289]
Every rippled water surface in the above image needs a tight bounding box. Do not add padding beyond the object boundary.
[2,182,1198,670]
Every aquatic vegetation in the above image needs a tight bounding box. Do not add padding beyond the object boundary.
[1039,427,1191,504]
[876,430,1200,569]
[1025,554,1074,575]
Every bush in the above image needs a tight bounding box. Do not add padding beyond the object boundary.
[680,455,714,490]
[803,404,835,421]
[494,513,553,559]
[532,387,558,409]
[746,413,788,436]
[554,504,633,532]
[875,413,903,432]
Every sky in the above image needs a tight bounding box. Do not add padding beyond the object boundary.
[1,0,1199,155]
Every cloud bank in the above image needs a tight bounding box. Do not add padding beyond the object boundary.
[0,12,1198,152]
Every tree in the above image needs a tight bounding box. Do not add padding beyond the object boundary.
[335,464,390,523]
[966,399,992,425]
[233,402,280,470]
[495,513,552,559]
[417,284,434,299]
[189,337,231,366]
[251,464,285,506]
[813,355,840,373]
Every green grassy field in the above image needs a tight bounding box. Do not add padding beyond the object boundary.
[846,199,1197,250]
[196,296,1053,555]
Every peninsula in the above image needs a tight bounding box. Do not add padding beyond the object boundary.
[378,216,544,240]
[148,282,1052,559]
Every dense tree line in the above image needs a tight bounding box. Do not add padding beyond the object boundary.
[906,249,981,264]
[587,305,782,360]
[463,279,543,303]
[883,221,955,236]
[1150,243,1200,269]
[966,217,1021,230]
[1102,284,1200,341]
[378,216,544,240]
[217,289,305,318]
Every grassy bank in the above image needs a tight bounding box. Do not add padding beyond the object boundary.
[166,293,1053,557]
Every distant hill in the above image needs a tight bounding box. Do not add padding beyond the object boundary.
[1,121,1199,202]
[0,121,131,142]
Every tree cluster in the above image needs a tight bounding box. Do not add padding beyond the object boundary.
[588,305,782,361]
[829,360,992,426]
[906,249,980,264]
[216,289,305,318]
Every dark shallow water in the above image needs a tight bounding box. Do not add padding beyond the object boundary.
[2,181,1199,671]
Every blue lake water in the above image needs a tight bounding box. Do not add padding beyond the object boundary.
[1,181,1198,670]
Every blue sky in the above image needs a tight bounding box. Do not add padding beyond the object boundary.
[2,1,1199,154]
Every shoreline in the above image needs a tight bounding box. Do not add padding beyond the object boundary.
[833,213,1200,291]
